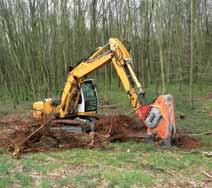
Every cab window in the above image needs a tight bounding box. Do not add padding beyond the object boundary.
[81,81,98,111]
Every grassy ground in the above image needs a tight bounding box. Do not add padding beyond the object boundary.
[0,82,212,187]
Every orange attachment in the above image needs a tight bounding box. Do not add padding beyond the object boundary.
[136,94,176,140]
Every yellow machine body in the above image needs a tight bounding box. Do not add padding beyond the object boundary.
[32,38,176,143]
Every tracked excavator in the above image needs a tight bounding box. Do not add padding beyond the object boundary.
[13,38,176,157]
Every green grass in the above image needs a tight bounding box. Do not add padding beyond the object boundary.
[0,143,211,187]
[0,82,212,187]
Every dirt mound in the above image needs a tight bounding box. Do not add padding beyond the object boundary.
[95,115,145,141]
[0,114,36,149]
[207,92,212,99]
[173,135,202,149]
[0,113,203,157]
[171,128,202,149]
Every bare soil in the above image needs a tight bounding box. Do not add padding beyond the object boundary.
[0,113,202,157]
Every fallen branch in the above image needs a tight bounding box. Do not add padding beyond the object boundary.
[140,163,175,176]
[203,171,212,178]
[202,152,212,158]
[191,131,212,136]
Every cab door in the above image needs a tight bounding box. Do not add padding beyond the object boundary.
[77,80,98,113]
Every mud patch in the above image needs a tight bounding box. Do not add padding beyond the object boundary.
[0,113,203,157]
[207,92,212,100]
[173,135,202,149]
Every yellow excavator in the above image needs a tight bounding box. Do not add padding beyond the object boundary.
[13,38,176,157]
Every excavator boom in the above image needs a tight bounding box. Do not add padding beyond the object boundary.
[57,38,145,118]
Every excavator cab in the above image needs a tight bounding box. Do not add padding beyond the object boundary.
[77,79,98,113]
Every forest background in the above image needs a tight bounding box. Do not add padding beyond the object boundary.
[0,0,211,108]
